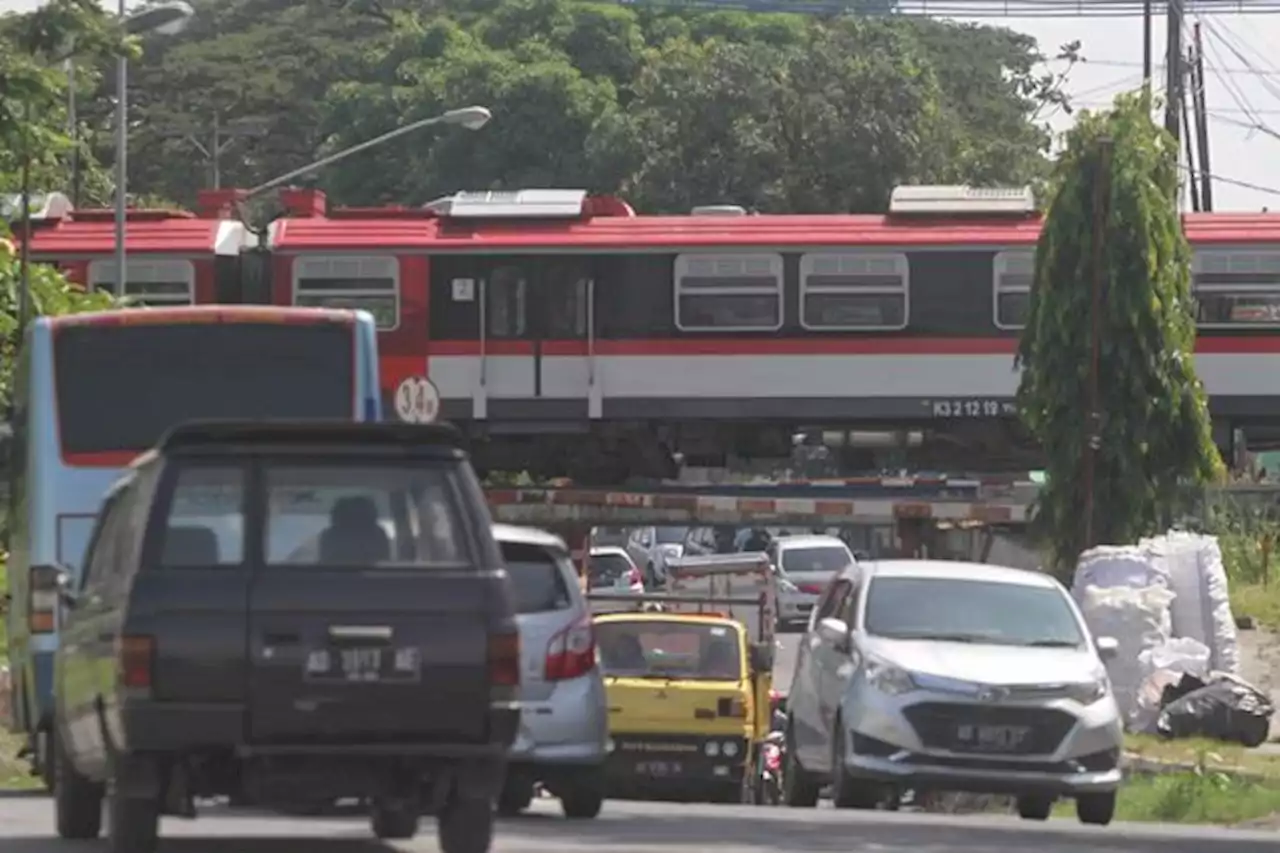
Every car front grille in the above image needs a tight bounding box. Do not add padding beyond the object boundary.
[902,702,1076,756]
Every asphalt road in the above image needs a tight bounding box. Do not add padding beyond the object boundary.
[0,794,1277,853]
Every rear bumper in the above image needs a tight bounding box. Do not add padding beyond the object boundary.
[120,701,520,758]
[509,674,607,764]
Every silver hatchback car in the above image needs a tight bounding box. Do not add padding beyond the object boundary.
[785,560,1123,825]
[493,525,609,819]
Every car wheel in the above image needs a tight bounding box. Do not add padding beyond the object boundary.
[781,719,820,808]
[437,796,494,853]
[106,775,160,853]
[830,726,881,809]
[1016,795,1054,820]
[497,776,535,816]
[560,786,604,819]
[54,728,103,839]
[1076,791,1116,826]
[370,798,419,839]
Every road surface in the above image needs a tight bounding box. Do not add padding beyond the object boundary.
[0,794,1276,852]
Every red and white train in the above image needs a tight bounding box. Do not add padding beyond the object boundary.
[14,184,1280,481]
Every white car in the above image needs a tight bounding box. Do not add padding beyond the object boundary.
[784,559,1123,825]
[586,546,645,594]
[765,535,855,628]
[625,526,687,587]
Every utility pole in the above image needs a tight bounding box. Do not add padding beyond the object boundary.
[1164,0,1184,145]
[1083,138,1114,552]
[1143,0,1153,84]
[1182,86,1201,212]
[1192,22,1214,211]
[158,114,269,189]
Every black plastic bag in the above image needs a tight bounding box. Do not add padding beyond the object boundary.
[1156,674,1275,747]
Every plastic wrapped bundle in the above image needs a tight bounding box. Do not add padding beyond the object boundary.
[1129,638,1212,732]
[1079,584,1176,721]
[1072,546,1170,604]
[1142,532,1240,675]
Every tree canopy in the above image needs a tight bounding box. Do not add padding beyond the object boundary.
[1015,91,1224,577]
[83,0,1078,212]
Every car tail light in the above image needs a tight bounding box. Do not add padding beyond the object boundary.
[545,617,595,681]
[29,566,62,634]
[799,583,824,595]
[487,631,520,688]
[118,635,155,690]
[627,566,641,586]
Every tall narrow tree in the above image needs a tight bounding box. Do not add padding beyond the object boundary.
[1016,90,1224,578]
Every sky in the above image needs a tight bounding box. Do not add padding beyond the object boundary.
[5,0,1280,211]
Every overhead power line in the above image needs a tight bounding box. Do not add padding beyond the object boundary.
[617,0,1280,17]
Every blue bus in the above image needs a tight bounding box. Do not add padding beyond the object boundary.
[4,305,382,787]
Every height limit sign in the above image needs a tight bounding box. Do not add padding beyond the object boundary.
[394,376,441,423]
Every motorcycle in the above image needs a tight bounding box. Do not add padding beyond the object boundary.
[755,700,788,805]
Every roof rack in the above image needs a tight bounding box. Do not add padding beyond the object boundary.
[1,192,73,223]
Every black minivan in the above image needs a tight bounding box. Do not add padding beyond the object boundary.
[51,421,518,853]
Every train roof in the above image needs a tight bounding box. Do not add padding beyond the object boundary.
[19,209,247,256]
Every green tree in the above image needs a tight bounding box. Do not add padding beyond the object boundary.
[1015,91,1224,578]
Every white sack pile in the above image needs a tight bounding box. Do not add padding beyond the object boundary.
[1076,582,1175,721]
[1141,532,1241,676]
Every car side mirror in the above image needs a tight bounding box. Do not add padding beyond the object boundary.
[1095,635,1119,662]
[55,566,79,609]
[817,617,852,654]
[749,642,774,673]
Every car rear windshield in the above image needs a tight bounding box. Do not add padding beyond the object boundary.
[654,527,687,544]
[589,553,634,584]
[54,322,355,456]
[780,546,851,574]
[499,541,573,614]
[596,620,741,681]
[863,576,1085,647]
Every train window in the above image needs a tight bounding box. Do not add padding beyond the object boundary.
[89,259,194,306]
[293,255,399,330]
[993,251,1034,330]
[1193,250,1280,327]
[799,253,908,331]
[673,253,783,332]
[487,265,528,338]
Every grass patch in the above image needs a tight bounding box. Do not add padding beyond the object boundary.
[1233,581,1280,632]
[0,728,36,791]
[1055,772,1280,824]
[1125,733,1280,778]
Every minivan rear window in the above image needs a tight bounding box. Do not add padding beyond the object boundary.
[499,541,573,614]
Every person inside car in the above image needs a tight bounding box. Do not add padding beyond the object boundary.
[319,496,391,563]
[600,632,648,671]
[701,638,740,680]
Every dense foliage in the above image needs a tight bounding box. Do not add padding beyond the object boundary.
[1015,91,1224,577]
[70,0,1081,212]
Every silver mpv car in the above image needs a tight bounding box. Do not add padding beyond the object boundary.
[785,560,1123,825]
[493,525,609,818]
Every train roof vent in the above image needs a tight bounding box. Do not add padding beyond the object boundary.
[424,189,589,219]
[889,185,1035,216]
[691,204,747,216]
[0,191,73,223]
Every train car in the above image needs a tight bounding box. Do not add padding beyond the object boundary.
[13,190,252,306]
[262,185,1280,480]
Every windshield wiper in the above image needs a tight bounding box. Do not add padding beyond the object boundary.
[1023,639,1082,648]
[878,632,985,643]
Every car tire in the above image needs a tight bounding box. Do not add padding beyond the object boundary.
[1076,791,1116,826]
[560,787,604,819]
[1016,795,1054,820]
[781,719,820,808]
[497,776,535,816]
[107,781,160,853]
[830,726,881,810]
[370,799,419,839]
[53,728,103,839]
[437,796,494,853]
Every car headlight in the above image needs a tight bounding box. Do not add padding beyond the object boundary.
[1064,678,1109,705]
[722,740,740,758]
[705,741,720,756]
[863,658,917,696]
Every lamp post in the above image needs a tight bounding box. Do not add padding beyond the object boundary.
[243,106,492,199]
[113,1,195,300]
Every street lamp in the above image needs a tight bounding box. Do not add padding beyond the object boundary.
[113,1,195,300]
[243,105,493,199]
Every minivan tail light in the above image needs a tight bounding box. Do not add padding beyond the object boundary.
[545,618,595,681]
[118,635,155,690]
[29,565,61,634]
[487,631,520,688]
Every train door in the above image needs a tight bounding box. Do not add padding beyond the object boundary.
[477,256,593,413]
